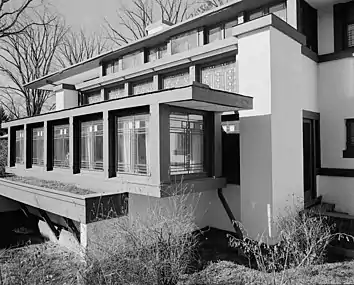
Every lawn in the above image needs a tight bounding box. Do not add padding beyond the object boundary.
[3,175,94,195]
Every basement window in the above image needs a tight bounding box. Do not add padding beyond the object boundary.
[344,119,354,158]
[169,111,205,176]
[15,129,24,164]
[53,124,70,168]
[117,114,149,175]
[32,127,44,166]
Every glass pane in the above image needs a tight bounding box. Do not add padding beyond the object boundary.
[249,9,264,20]
[171,30,198,54]
[162,71,190,89]
[201,60,238,93]
[107,85,126,100]
[270,3,287,22]
[132,79,154,95]
[348,23,354,48]
[208,26,222,43]
[122,51,142,70]
[225,19,238,38]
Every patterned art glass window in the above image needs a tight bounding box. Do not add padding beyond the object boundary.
[171,30,198,54]
[32,127,44,166]
[162,70,190,89]
[147,44,168,62]
[107,85,126,100]
[122,51,143,70]
[82,91,101,105]
[15,130,24,164]
[170,112,204,175]
[117,115,149,175]
[347,23,354,47]
[132,79,154,95]
[104,59,119,76]
[53,125,70,168]
[201,60,238,93]
[81,120,103,171]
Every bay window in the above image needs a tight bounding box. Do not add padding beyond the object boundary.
[15,129,24,164]
[117,115,149,175]
[81,120,103,171]
[32,127,44,166]
[53,125,69,168]
[169,112,205,175]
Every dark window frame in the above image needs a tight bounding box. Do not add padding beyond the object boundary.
[343,118,354,158]
[246,1,287,22]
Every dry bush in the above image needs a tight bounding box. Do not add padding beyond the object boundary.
[79,181,201,285]
[228,203,354,275]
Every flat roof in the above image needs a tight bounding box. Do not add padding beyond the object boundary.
[24,0,273,90]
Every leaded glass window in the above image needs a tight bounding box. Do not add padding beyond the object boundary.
[107,85,126,100]
[348,23,354,47]
[104,59,119,76]
[171,30,198,54]
[162,70,190,89]
[201,60,238,93]
[225,19,238,38]
[32,127,44,166]
[269,3,287,22]
[207,26,222,44]
[53,125,69,168]
[122,51,143,70]
[170,112,204,175]
[132,79,154,95]
[147,44,168,62]
[15,130,24,164]
[81,120,103,171]
[117,115,149,175]
[83,91,101,105]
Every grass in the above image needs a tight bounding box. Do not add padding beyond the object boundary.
[3,175,94,195]
[0,242,83,285]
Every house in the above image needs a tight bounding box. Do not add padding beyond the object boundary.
[1,0,353,252]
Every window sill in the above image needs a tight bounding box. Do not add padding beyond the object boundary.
[343,148,354,158]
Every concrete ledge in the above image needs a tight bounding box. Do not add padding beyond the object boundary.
[233,14,306,46]
[0,178,128,224]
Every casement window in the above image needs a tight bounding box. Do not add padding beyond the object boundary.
[32,127,44,166]
[344,119,354,158]
[169,112,205,175]
[162,70,190,89]
[334,1,354,51]
[171,30,198,54]
[104,59,119,76]
[201,59,238,93]
[106,85,126,100]
[122,51,143,70]
[132,79,154,95]
[53,125,69,168]
[82,90,101,105]
[15,130,24,164]
[147,44,168,62]
[117,114,149,175]
[248,2,287,22]
[80,120,103,171]
[206,19,239,44]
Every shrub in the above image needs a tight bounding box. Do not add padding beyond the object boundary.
[228,204,354,273]
[80,181,201,285]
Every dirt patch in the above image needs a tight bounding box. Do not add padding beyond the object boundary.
[3,175,94,195]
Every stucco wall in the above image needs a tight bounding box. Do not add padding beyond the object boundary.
[317,6,334,55]
[56,89,78,111]
[318,58,354,169]
[238,26,319,239]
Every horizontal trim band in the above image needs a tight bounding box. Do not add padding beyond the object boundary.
[319,168,354,177]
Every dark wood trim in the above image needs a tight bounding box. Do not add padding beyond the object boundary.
[271,14,306,45]
[319,168,354,177]
[221,113,239,122]
[302,110,320,120]
[319,47,354,63]
[301,45,319,62]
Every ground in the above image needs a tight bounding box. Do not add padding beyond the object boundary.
[1,242,354,285]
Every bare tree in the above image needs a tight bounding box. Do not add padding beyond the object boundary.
[193,0,230,16]
[0,12,66,118]
[0,0,39,38]
[56,28,110,68]
[105,0,196,46]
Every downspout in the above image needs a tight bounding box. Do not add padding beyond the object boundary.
[217,188,243,239]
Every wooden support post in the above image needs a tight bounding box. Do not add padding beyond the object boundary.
[39,209,61,239]
[103,110,110,179]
